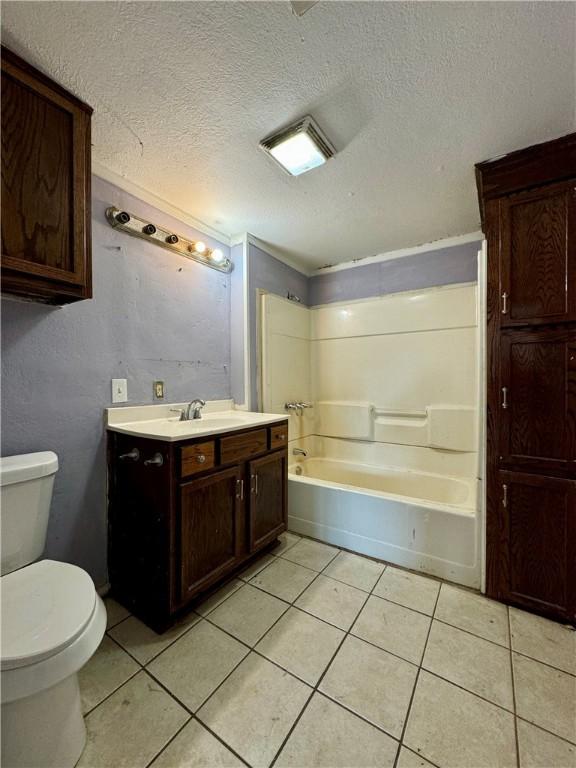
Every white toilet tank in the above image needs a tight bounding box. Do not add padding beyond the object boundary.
[0,452,59,576]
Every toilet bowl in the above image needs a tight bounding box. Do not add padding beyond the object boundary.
[0,453,106,768]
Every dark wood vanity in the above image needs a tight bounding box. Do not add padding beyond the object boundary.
[107,419,288,631]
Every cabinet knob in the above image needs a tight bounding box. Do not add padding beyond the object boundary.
[119,448,140,462]
[278,434,286,441]
[144,452,164,467]
[196,454,206,464]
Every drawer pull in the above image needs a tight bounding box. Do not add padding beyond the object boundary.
[502,484,508,508]
[502,387,508,409]
[196,454,206,464]
[501,292,508,314]
[278,433,286,441]
[144,452,164,467]
[119,448,140,462]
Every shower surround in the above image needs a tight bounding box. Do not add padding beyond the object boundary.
[260,244,483,588]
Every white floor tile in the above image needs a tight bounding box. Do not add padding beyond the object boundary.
[275,693,398,768]
[373,567,440,616]
[513,653,576,744]
[295,575,367,630]
[404,671,517,768]
[320,635,417,738]
[435,584,509,646]
[208,584,288,646]
[517,719,576,768]
[250,557,317,602]
[256,607,344,685]
[423,620,514,710]
[322,551,385,592]
[79,635,140,713]
[352,595,430,664]
[108,612,200,665]
[281,538,339,571]
[147,620,249,711]
[150,719,244,768]
[197,653,311,768]
[78,672,189,768]
[510,607,576,675]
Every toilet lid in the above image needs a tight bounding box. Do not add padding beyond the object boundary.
[1,560,97,670]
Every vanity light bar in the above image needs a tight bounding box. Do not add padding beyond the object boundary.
[105,207,233,273]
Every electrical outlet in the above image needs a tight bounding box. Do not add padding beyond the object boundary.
[112,378,128,403]
[154,380,165,399]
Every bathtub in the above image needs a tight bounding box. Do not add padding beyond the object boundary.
[288,457,480,588]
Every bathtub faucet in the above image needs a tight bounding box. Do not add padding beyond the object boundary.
[293,448,307,457]
[285,401,314,413]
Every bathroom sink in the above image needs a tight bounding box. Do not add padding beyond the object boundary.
[107,408,287,441]
[168,417,247,433]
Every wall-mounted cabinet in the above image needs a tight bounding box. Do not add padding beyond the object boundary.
[1,46,93,304]
[107,421,288,632]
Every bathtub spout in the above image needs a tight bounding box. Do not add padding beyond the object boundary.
[293,448,307,457]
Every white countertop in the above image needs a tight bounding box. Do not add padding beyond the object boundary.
[105,400,287,442]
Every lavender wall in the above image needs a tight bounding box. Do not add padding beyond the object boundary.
[1,176,231,587]
[309,241,481,306]
[247,243,309,408]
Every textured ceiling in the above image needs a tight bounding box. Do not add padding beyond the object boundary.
[2,1,575,269]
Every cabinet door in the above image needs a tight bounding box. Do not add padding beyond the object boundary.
[498,471,576,620]
[499,181,576,326]
[180,466,243,601]
[248,451,287,551]
[1,47,92,303]
[499,329,576,473]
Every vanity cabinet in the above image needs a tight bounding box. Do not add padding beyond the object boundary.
[1,47,93,304]
[108,420,288,631]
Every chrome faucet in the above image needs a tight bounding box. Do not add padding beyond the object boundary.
[170,398,206,421]
[293,448,307,457]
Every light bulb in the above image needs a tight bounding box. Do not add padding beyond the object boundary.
[210,248,225,264]
[194,241,206,253]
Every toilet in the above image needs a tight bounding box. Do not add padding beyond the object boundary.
[1,452,106,768]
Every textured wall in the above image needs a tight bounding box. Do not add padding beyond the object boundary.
[309,241,480,306]
[1,176,231,587]
[248,243,310,407]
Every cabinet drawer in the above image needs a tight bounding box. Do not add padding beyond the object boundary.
[220,429,267,464]
[270,424,288,450]
[181,442,215,476]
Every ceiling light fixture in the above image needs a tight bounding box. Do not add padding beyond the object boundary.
[260,115,335,176]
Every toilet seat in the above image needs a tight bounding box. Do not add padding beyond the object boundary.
[1,560,97,670]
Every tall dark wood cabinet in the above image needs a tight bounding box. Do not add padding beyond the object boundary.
[476,133,576,623]
[1,47,92,303]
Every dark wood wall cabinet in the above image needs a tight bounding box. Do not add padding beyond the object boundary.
[476,133,576,624]
[1,47,92,304]
[107,421,288,632]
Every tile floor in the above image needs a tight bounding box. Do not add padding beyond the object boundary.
[80,533,576,768]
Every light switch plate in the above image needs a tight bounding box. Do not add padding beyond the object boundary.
[153,380,165,399]
[112,378,128,403]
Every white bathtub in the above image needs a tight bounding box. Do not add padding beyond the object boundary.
[288,458,480,588]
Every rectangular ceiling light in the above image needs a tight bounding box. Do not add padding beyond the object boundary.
[260,116,335,176]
